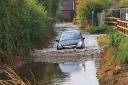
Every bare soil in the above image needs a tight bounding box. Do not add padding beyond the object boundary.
[97,36,128,85]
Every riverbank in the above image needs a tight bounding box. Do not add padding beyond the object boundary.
[97,35,128,85]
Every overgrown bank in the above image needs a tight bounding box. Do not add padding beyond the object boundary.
[0,0,58,65]
[91,25,128,85]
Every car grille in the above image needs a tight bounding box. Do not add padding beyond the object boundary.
[63,45,76,48]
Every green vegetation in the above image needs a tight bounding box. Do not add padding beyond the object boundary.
[76,0,111,25]
[38,0,59,18]
[90,25,113,34]
[0,0,55,64]
[119,0,128,8]
[91,25,128,64]
[56,1,64,22]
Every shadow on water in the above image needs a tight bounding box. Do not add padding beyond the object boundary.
[16,60,99,85]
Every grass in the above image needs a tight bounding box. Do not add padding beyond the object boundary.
[0,66,31,85]
[97,35,110,48]
[91,25,128,64]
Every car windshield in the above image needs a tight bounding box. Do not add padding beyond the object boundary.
[60,32,80,41]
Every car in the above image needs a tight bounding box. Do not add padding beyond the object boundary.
[56,30,85,50]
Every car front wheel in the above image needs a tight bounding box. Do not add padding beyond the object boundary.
[57,46,62,50]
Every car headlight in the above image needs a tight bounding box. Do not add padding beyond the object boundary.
[58,43,63,48]
[77,41,82,47]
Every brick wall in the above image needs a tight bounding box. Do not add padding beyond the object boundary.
[61,0,75,21]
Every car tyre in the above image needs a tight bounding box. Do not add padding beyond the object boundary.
[80,43,85,49]
[57,46,62,50]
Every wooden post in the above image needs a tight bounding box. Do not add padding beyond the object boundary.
[120,9,122,19]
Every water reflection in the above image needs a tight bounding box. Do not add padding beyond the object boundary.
[59,63,81,73]
[58,61,99,85]
[17,61,99,85]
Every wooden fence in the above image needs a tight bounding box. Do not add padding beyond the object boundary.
[105,17,128,36]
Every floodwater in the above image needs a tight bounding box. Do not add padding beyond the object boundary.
[18,60,99,85]
[19,23,101,85]
[58,61,99,85]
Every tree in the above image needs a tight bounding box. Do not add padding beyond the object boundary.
[76,0,87,21]
[38,0,59,17]
[0,0,14,63]
[76,0,111,25]
[119,0,128,8]
[56,0,64,22]
[100,0,111,9]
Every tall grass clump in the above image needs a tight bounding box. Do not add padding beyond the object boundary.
[108,30,122,48]
[0,0,55,64]
[107,29,128,64]
[116,39,128,64]
[0,66,31,85]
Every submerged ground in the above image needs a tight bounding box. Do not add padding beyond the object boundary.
[18,23,101,85]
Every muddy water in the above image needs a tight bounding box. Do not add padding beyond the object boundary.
[21,23,100,85]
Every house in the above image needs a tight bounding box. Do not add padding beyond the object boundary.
[61,0,76,21]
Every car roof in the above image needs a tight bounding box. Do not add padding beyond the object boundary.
[59,30,81,41]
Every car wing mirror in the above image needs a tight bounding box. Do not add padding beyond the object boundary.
[55,40,59,42]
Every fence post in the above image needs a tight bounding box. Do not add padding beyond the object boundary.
[120,9,122,19]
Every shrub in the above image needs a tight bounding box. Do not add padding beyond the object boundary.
[91,25,114,34]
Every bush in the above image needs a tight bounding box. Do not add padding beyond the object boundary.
[91,25,114,34]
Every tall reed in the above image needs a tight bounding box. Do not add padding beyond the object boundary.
[0,66,31,85]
